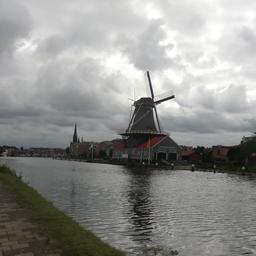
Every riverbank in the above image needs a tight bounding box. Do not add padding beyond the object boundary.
[61,157,256,175]
[0,165,125,256]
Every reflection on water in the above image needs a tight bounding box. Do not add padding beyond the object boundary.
[2,157,256,256]
[126,168,153,244]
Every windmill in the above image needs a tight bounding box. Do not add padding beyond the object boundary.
[122,71,175,136]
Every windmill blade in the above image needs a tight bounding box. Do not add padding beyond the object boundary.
[146,71,155,99]
[154,95,175,105]
[127,108,136,132]
[154,106,161,132]
[128,104,133,123]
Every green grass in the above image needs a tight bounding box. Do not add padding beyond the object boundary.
[0,165,126,256]
[197,162,256,173]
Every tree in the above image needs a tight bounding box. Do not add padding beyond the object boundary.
[99,150,106,159]
[228,137,256,165]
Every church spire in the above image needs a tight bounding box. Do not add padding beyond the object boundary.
[73,123,78,143]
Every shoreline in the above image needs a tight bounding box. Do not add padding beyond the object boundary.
[2,155,256,176]
[0,165,126,256]
[57,157,256,175]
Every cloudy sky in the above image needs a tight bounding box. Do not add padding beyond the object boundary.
[1,0,256,148]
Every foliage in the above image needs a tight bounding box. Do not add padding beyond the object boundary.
[65,147,70,154]
[193,146,204,155]
[0,165,126,256]
[228,138,256,165]
[193,146,212,163]
[227,146,244,164]
[99,150,107,158]
[202,149,213,163]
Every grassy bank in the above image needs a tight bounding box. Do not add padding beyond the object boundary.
[196,162,256,174]
[0,165,126,256]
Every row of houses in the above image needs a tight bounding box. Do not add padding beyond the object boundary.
[69,124,233,163]
[69,125,122,158]
[180,145,231,163]
[2,147,65,158]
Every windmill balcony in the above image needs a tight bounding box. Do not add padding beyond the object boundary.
[119,129,170,136]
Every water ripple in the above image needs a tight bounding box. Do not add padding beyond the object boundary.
[3,157,256,256]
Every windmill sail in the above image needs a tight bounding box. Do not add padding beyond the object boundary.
[122,71,174,136]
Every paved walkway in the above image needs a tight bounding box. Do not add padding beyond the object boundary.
[0,181,62,256]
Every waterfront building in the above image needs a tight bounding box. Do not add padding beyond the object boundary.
[181,146,199,162]
[113,71,181,162]
[212,145,231,162]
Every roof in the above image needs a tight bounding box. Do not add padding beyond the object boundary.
[181,148,194,157]
[120,130,169,136]
[114,141,126,150]
[212,145,232,149]
[138,135,166,149]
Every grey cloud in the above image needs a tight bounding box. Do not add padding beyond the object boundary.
[1,0,256,147]
[34,57,128,116]
[162,109,251,134]
[189,84,251,113]
[173,131,245,147]
[218,26,256,65]
[36,34,68,58]
[124,19,174,71]
[154,0,210,35]
[168,77,253,115]
[35,0,146,57]
[0,106,44,119]
[0,0,31,54]
[0,0,31,77]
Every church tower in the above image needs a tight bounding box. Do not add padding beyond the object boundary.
[73,123,78,143]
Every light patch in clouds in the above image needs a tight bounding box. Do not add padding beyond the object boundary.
[0,0,256,148]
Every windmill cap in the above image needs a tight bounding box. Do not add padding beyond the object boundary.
[134,97,154,107]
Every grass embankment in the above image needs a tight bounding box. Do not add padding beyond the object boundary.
[197,162,256,174]
[0,165,126,256]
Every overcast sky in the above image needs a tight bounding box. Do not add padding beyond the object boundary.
[1,0,256,148]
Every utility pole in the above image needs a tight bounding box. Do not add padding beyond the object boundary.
[148,136,151,165]
[90,144,94,161]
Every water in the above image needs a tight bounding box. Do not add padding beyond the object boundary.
[2,157,256,255]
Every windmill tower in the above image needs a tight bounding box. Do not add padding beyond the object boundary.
[122,71,175,137]
[113,71,180,162]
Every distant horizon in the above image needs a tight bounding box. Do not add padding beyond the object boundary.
[0,130,246,149]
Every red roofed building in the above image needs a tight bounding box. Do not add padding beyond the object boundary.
[113,135,181,162]
[138,135,165,149]
[212,145,230,162]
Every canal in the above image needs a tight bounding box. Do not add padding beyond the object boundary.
[2,157,256,255]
